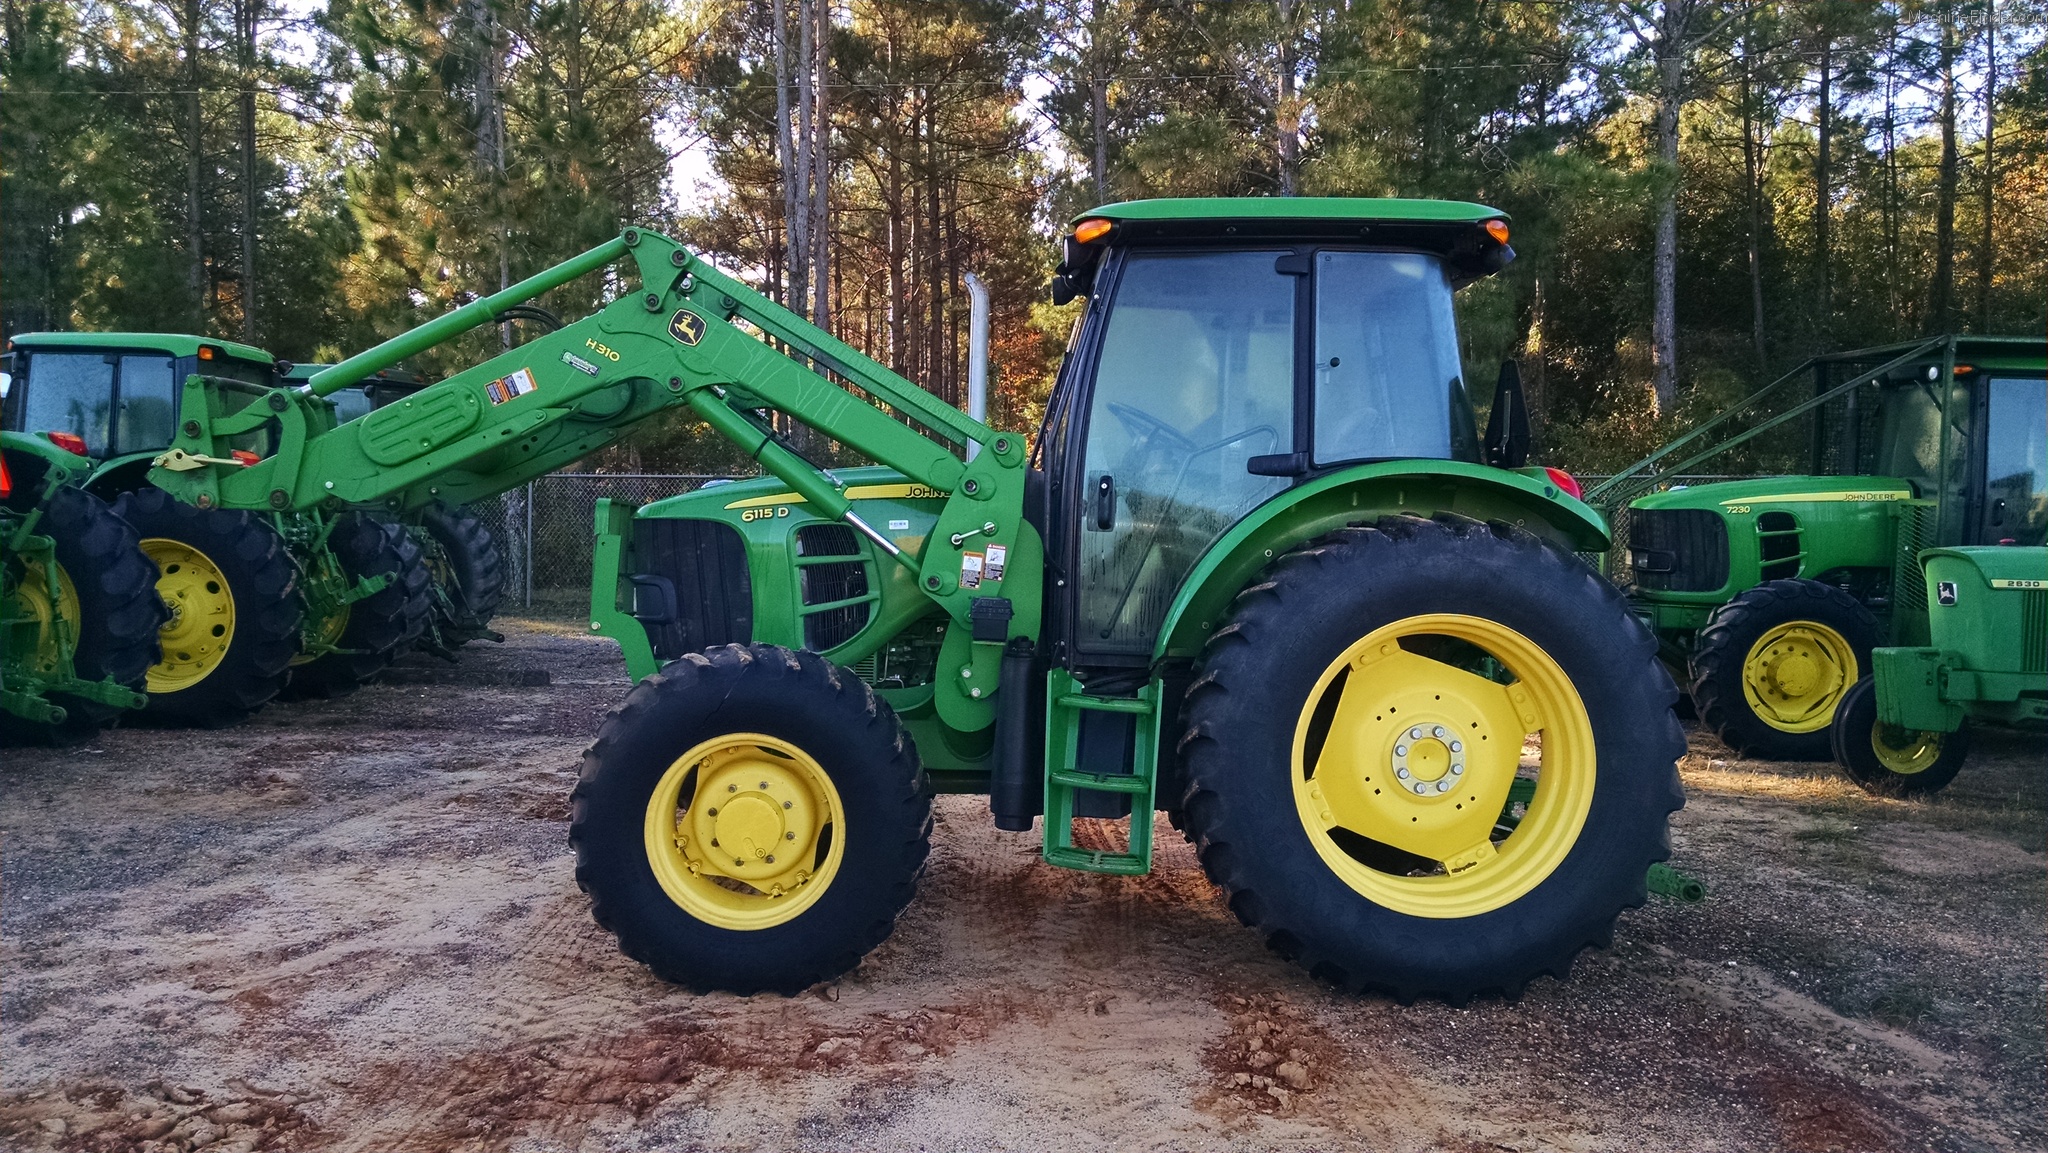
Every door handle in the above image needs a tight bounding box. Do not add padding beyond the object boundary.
[1093,474,1115,530]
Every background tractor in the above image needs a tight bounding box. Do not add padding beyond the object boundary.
[0,333,425,723]
[1831,545,2047,796]
[138,198,1685,1001]
[1589,336,2046,760]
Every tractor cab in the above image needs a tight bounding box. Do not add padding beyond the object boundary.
[1037,199,1518,664]
[279,362,429,424]
[1,333,277,497]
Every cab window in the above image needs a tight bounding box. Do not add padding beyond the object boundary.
[1076,249,1294,653]
[19,353,115,456]
[1312,251,1466,465]
[1983,376,2047,545]
[113,354,177,451]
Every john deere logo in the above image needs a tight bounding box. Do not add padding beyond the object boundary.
[1937,581,1958,606]
[669,308,707,346]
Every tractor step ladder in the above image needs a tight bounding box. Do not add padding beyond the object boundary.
[1041,669,1161,876]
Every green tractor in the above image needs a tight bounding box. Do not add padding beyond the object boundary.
[1590,336,2047,759]
[144,198,1687,1001]
[0,430,162,743]
[1832,545,2047,795]
[0,333,428,723]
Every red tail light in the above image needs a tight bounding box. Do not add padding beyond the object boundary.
[47,431,89,457]
[1544,466,1583,500]
[231,450,260,466]
[0,450,11,499]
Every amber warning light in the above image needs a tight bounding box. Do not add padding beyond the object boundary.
[1484,219,1511,245]
[1074,218,1113,244]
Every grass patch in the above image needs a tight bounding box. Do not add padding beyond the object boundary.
[1866,983,1937,1027]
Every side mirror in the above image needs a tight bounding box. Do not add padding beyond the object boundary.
[1485,359,1530,469]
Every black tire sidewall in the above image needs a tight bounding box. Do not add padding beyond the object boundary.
[1185,520,1682,995]
[1832,676,1968,796]
[114,488,302,724]
[1692,580,1881,760]
[16,485,163,739]
[574,646,930,993]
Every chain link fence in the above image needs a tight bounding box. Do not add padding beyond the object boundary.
[468,474,742,615]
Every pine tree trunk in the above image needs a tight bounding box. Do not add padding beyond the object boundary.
[791,0,814,322]
[237,0,259,343]
[184,0,205,328]
[1976,2,1996,329]
[773,0,798,309]
[1276,0,1298,196]
[1743,0,1766,373]
[809,0,829,329]
[1927,12,1959,333]
[1813,35,1831,346]
[1650,16,1683,415]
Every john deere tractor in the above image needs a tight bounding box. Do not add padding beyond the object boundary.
[0,334,427,723]
[142,198,1685,1001]
[1590,336,2046,759]
[1831,544,2047,796]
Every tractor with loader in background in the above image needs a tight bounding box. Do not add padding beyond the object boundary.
[1588,336,2046,760]
[138,197,1686,1002]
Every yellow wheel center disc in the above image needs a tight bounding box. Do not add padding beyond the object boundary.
[644,733,846,930]
[1402,734,1454,784]
[142,538,236,694]
[1871,724,1944,775]
[1741,621,1856,733]
[10,557,80,676]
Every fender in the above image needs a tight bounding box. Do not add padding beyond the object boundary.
[1152,460,1609,663]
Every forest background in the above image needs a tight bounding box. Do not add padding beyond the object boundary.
[2,0,2042,473]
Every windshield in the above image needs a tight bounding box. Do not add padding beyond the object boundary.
[1984,376,2047,545]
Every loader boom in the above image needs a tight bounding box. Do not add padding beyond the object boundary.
[148,229,1035,639]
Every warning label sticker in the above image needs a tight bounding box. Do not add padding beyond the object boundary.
[983,543,1007,583]
[485,367,538,405]
[561,351,600,377]
[960,552,985,590]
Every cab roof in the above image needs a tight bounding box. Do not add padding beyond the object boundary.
[7,331,275,365]
[1075,197,1505,227]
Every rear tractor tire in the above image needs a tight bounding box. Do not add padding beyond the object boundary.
[114,487,303,727]
[2,484,165,745]
[416,501,506,646]
[572,644,932,994]
[1177,514,1685,1002]
[284,513,431,699]
[1690,579,1880,761]
[1831,675,1969,797]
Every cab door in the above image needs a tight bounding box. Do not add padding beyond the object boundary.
[1977,375,2048,545]
[1065,248,1298,659]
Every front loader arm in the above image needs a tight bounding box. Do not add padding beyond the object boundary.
[149,230,1037,650]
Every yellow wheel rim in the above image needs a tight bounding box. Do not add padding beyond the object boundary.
[643,733,846,931]
[291,603,352,667]
[1291,614,1597,920]
[1870,722,1944,775]
[143,538,236,693]
[1741,621,1856,733]
[10,556,81,676]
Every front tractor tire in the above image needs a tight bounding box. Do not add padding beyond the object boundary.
[1689,579,1880,761]
[1831,676,1969,797]
[114,487,303,727]
[3,485,165,745]
[284,513,431,699]
[416,501,506,646]
[572,644,933,994]
[1178,515,1685,1002]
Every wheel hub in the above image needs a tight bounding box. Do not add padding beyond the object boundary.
[653,737,839,918]
[1392,725,1464,793]
[1768,652,1818,698]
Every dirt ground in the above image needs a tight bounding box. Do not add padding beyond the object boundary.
[2,620,2042,1153]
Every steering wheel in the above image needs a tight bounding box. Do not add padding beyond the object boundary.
[1106,401,1197,454]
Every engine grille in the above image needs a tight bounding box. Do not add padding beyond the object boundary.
[1627,508,1730,593]
[629,517,753,660]
[2022,590,2047,675]
[796,523,871,651]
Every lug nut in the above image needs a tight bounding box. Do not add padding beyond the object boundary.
[1397,768,1410,780]
[1395,745,1408,756]
[1413,783,1428,794]
[1409,727,1424,740]
[707,808,718,817]
[728,783,738,792]
[786,832,796,840]
[765,855,775,864]
[1433,725,1446,738]
[783,801,793,809]
[1436,781,1451,793]
[1450,740,1463,752]
[759,781,769,789]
